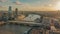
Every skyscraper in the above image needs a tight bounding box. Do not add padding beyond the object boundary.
[8,6,12,18]
[15,8,18,18]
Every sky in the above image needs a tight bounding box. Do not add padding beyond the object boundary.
[0,0,60,11]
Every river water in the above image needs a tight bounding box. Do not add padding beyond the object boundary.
[0,23,60,34]
[0,24,31,34]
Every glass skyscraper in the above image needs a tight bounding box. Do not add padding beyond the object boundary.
[8,6,12,18]
[15,8,18,18]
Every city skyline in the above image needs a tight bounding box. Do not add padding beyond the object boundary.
[0,0,60,11]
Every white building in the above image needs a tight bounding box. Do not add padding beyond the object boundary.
[23,14,41,22]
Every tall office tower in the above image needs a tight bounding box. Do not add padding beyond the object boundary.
[15,8,18,18]
[8,6,12,18]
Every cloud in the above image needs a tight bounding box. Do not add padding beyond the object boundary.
[0,0,8,2]
[43,4,53,7]
[13,1,22,5]
[0,0,56,11]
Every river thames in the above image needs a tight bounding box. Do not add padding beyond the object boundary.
[0,24,31,34]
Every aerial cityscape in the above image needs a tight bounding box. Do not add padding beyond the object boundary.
[0,0,60,34]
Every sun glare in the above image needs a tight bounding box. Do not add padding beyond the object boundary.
[55,2,60,10]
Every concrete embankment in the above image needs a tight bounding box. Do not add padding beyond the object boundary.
[7,21,43,27]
